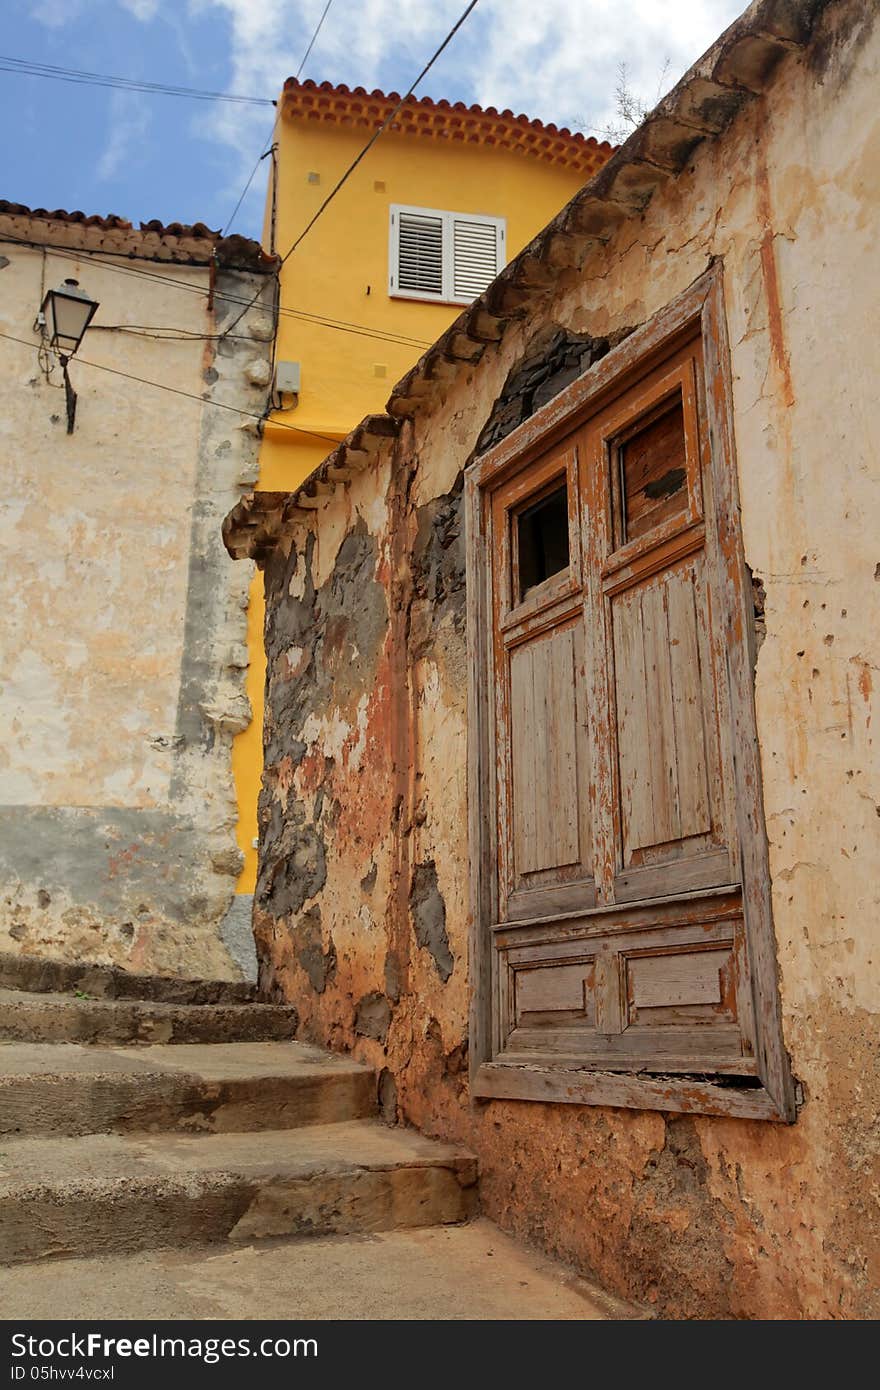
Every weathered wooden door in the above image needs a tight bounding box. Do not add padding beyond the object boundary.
[468,272,793,1118]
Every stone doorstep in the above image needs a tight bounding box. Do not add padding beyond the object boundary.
[0,952,257,1005]
[0,987,298,1046]
[0,1120,479,1264]
[0,1041,377,1138]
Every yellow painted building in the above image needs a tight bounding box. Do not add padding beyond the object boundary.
[232,79,612,896]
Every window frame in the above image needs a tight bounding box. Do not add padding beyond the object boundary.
[388,203,506,306]
[464,265,796,1122]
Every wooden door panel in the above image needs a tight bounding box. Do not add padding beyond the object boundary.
[490,440,596,921]
[497,899,753,1066]
[612,555,719,873]
[513,958,597,1028]
[624,944,736,1023]
[509,624,583,878]
[666,565,713,840]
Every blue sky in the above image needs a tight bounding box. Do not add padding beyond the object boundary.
[3,1,744,241]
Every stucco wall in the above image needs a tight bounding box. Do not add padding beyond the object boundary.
[250,4,878,1317]
[231,111,609,907]
[0,236,272,978]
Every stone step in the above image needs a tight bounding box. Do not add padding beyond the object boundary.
[0,1041,376,1137]
[0,1219,646,1320]
[0,1121,478,1263]
[0,952,256,1004]
[0,987,297,1046]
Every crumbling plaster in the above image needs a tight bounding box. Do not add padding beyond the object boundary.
[0,240,273,977]
[248,3,878,1318]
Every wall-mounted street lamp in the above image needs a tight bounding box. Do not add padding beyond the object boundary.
[39,277,99,433]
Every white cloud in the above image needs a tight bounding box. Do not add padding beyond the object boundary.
[120,0,161,18]
[30,0,86,26]
[27,0,749,219]
[29,0,748,132]
[195,0,745,156]
[469,0,743,134]
[191,0,745,224]
[97,89,152,182]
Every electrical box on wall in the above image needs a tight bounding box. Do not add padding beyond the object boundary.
[275,360,301,395]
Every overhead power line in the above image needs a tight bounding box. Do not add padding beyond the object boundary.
[2,0,467,366]
[0,327,341,445]
[281,0,479,270]
[221,137,276,238]
[0,0,336,103]
[0,0,333,113]
[0,55,273,105]
[295,0,334,81]
[222,0,334,237]
[219,0,481,337]
[0,230,432,350]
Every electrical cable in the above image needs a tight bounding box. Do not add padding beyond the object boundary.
[3,3,471,401]
[221,136,276,238]
[0,55,273,105]
[0,230,433,349]
[218,0,481,338]
[90,324,260,341]
[0,327,342,445]
[0,0,334,102]
[1,4,478,356]
[283,0,480,269]
[295,0,334,81]
[221,0,334,237]
[96,314,426,348]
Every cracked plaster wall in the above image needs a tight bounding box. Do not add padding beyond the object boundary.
[0,243,272,977]
[253,4,879,1317]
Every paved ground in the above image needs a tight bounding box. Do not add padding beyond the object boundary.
[0,965,645,1321]
[0,1220,643,1321]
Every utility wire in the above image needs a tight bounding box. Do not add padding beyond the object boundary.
[90,324,259,342]
[0,55,273,105]
[221,137,275,237]
[283,0,479,270]
[88,315,425,348]
[220,0,481,338]
[0,0,335,101]
[0,230,432,349]
[0,228,429,343]
[221,0,334,237]
[0,327,341,445]
[1,2,478,350]
[295,0,334,80]
[1,4,477,453]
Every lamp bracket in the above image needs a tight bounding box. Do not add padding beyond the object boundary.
[61,358,77,435]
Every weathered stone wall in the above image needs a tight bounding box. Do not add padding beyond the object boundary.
[251,4,879,1317]
[0,238,272,978]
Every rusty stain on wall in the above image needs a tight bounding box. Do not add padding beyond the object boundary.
[228,1,879,1319]
[0,231,274,978]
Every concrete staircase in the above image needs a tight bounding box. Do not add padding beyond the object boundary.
[0,953,640,1319]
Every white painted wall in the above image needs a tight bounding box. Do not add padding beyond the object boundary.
[0,226,271,978]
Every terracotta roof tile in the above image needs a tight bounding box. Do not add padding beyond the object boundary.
[280,79,614,174]
[223,0,836,558]
[0,200,276,272]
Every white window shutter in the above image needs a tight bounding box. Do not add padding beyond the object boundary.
[395,210,444,297]
[452,216,503,301]
[389,206,506,303]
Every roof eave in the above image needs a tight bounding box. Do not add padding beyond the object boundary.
[223,0,834,560]
[0,201,277,273]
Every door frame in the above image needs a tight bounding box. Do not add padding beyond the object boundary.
[464,264,796,1122]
